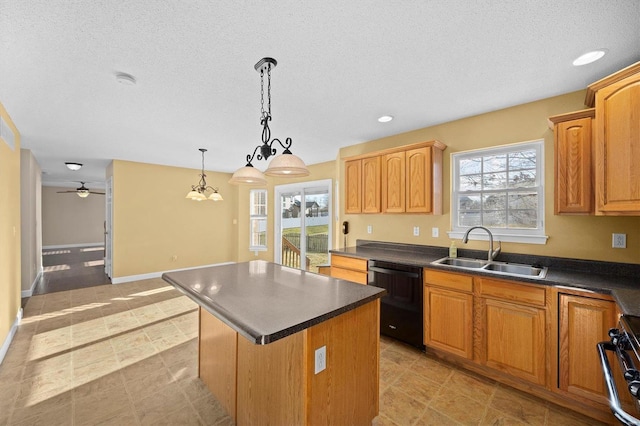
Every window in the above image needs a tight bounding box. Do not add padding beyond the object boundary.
[449,140,547,244]
[250,189,267,251]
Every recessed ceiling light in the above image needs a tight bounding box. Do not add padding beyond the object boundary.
[115,72,137,85]
[378,115,393,123]
[572,49,607,66]
[65,162,83,171]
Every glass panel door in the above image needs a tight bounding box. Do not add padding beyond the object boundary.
[275,180,332,272]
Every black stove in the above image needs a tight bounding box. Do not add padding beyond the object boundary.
[598,315,640,425]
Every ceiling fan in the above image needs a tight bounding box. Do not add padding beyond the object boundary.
[56,182,105,198]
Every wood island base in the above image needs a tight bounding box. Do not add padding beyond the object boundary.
[198,299,381,425]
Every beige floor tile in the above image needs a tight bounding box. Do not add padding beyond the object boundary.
[190,392,232,426]
[481,407,529,425]
[120,354,166,382]
[446,370,497,405]
[115,342,157,367]
[10,390,72,425]
[88,408,140,426]
[22,352,72,380]
[167,356,198,382]
[72,370,125,400]
[110,329,152,352]
[123,367,175,402]
[159,338,198,367]
[411,354,455,383]
[379,385,428,425]
[179,377,212,402]
[14,368,74,403]
[133,385,190,425]
[393,369,443,403]
[72,354,120,385]
[142,321,181,341]
[379,357,406,390]
[415,407,464,425]
[71,339,116,369]
[546,406,607,426]
[151,405,203,426]
[73,385,133,425]
[372,413,401,426]
[10,402,73,426]
[429,387,488,425]
[490,385,547,425]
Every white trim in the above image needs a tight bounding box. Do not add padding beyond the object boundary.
[447,230,549,245]
[111,262,236,284]
[21,270,43,298]
[43,242,103,249]
[0,308,23,365]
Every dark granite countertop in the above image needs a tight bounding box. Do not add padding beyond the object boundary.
[162,260,385,345]
[331,240,640,316]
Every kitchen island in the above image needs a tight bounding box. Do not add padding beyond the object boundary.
[162,260,385,425]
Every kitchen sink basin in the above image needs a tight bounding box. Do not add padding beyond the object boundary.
[431,257,548,279]
[432,257,487,269]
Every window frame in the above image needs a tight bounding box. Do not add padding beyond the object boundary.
[249,189,268,252]
[447,139,548,245]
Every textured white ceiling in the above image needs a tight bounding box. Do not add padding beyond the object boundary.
[1,1,639,187]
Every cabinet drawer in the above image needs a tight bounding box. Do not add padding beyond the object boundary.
[331,267,368,285]
[331,255,368,272]
[479,278,545,307]
[423,269,473,293]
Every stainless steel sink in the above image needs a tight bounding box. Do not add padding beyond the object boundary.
[482,262,547,278]
[431,257,548,279]
[432,257,487,269]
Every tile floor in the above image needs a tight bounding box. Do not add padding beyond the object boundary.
[1,279,606,425]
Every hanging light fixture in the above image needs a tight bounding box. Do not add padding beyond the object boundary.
[229,57,309,185]
[186,149,223,202]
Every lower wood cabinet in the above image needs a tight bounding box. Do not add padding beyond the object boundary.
[423,270,474,359]
[557,293,616,404]
[330,254,368,285]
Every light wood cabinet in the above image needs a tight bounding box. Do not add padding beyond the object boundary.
[423,280,473,359]
[344,159,362,214]
[362,156,381,213]
[593,68,640,215]
[330,254,368,285]
[478,278,546,385]
[549,109,594,215]
[381,152,405,213]
[343,140,446,215]
[557,293,616,404]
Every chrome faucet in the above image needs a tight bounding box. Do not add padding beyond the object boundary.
[462,226,501,262]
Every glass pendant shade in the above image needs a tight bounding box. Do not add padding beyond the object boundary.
[77,191,90,198]
[265,153,310,177]
[229,165,267,185]
[186,190,200,200]
[209,191,223,201]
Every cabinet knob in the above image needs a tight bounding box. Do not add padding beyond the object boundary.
[624,369,640,382]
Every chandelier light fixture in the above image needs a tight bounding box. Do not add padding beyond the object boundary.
[186,149,223,202]
[229,57,309,185]
[65,162,83,171]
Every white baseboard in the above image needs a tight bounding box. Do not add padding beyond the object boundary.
[0,308,23,366]
[111,262,236,285]
[21,270,43,298]
[43,242,104,249]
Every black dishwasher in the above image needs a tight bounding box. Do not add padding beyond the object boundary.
[368,260,423,349]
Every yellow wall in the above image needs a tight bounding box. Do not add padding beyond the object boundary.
[235,161,338,263]
[20,149,42,292]
[339,90,640,264]
[111,160,237,278]
[0,101,21,344]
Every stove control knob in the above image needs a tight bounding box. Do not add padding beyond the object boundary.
[624,369,640,381]
[609,328,620,338]
[629,381,640,399]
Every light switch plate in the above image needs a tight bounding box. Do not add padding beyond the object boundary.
[432,227,439,238]
[612,233,627,248]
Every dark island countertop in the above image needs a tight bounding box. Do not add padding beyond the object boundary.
[331,240,640,316]
[162,260,385,345]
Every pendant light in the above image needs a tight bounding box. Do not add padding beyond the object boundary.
[186,149,223,201]
[229,57,309,185]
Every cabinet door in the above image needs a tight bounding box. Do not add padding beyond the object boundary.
[381,152,405,213]
[424,286,473,359]
[595,72,640,214]
[482,299,546,385]
[362,156,381,213]
[405,147,432,213]
[558,294,616,404]
[554,117,593,214]
[344,160,362,214]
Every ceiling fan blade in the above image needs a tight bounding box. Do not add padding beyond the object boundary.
[88,192,105,195]
[56,191,78,193]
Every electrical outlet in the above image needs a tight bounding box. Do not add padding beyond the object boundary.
[172,255,178,261]
[612,233,627,248]
[315,346,326,374]
[432,227,439,238]
[367,225,372,234]
[413,226,420,236]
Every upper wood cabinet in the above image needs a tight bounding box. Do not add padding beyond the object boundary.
[548,109,594,215]
[344,159,362,214]
[593,69,640,215]
[344,140,446,215]
[362,156,381,213]
[381,152,405,213]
